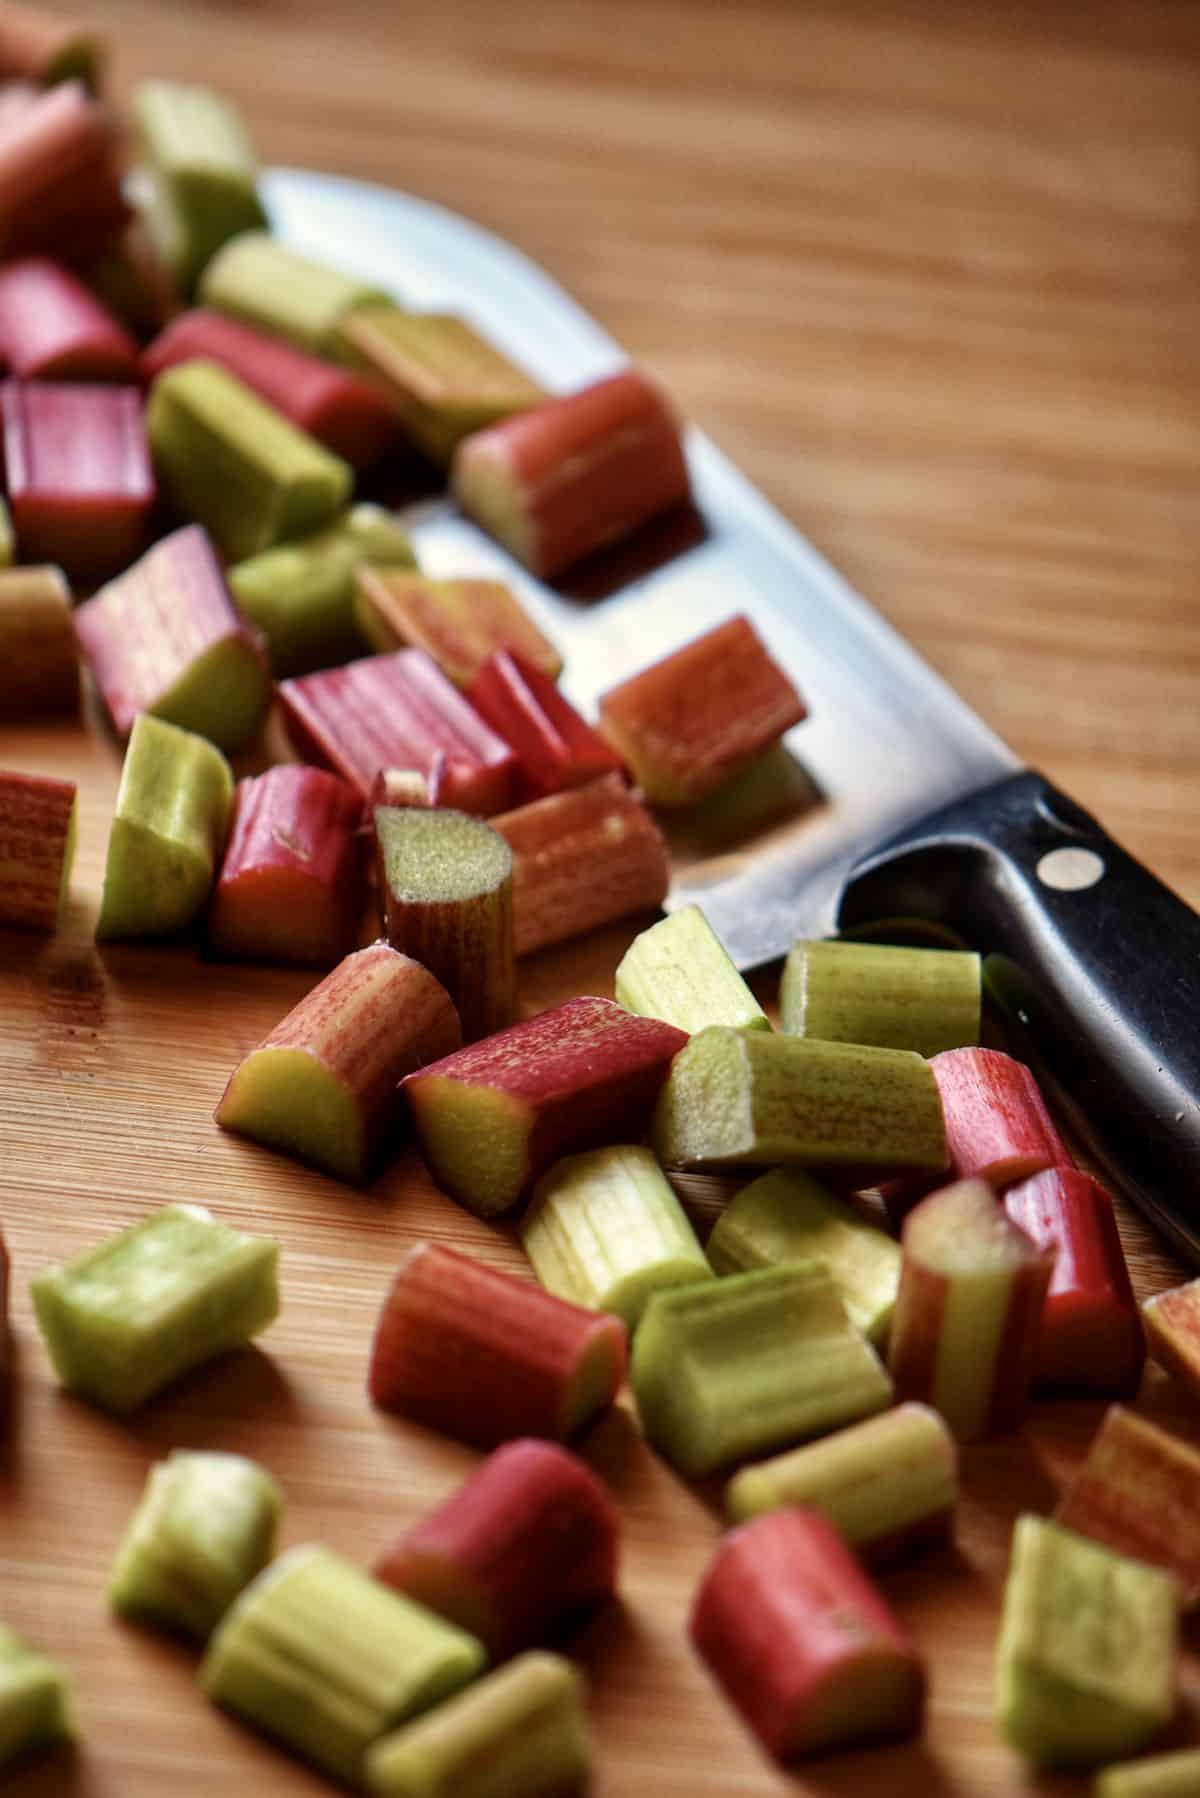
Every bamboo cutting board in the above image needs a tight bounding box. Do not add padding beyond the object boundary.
[4,1,1200,1792]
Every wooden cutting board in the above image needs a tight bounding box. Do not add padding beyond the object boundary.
[4,2,1200,1793]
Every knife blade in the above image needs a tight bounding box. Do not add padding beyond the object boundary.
[265,167,1200,1264]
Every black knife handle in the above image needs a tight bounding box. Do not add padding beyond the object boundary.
[838,769,1200,1264]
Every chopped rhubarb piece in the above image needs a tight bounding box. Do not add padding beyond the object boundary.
[202,1544,485,1786]
[654,1027,948,1175]
[0,768,75,931]
[31,1202,279,1415]
[375,805,514,1041]
[615,902,768,1034]
[1055,1406,1200,1606]
[368,1240,627,1447]
[142,310,398,467]
[96,714,232,941]
[341,306,545,466]
[690,1507,925,1760]
[74,523,270,753]
[198,230,389,358]
[726,1402,958,1563]
[147,360,353,561]
[216,942,461,1185]
[0,4,98,89]
[3,378,154,578]
[780,938,982,1057]
[1097,1748,1200,1796]
[1142,1278,1200,1405]
[996,1514,1177,1767]
[631,1264,893,1475]
[1004,1167,1144,1395]
[0,565,77,714]
[108,1449,282,1640]
[493,773,669,955]
[706,1167,900,1346]
[371,761,445,811]
[278,648,519,812]
[931,1046,1074,1188]
[85,217,183,339]
[229,503,416,677]
[452,367,690,581]
[208,766,365,967]
[521,1144,712,1328]
[597,613,806,806]
[133,83,267,290]
[374,1438,618,1658]
[0,1625,76,1768]
[0,80,127,262]
[888,1177,1056,1441]
[403,995,687,1216]
[0,256,135,378]
[356,570,562,690]
[365,1652,588,1798]
[467,649,623,799]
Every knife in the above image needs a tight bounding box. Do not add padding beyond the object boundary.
[265,166,1200,1265]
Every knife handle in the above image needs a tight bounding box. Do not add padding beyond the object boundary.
[839,769,1200,1264]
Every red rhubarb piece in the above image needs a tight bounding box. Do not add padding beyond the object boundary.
[888,1177,1056,1441]
[451,367,691,581]
[690,1507,926,1761]
[1004,1167,1144,1396]
[492,772,670,956]
[1055,1405,1200,1606]
[402,995,688,1215]
[0,257,135,379]
[208,765,365,967]
[0,766,75,930]
[0,81,127,263]
[368,1241,627,1449]
[141,309,397,470]
[3,378,154,578]
[278,648,520,813]
[597,613,807,807]
[72,523,269,751]
[374,1438,619,1658]
[930,1046,1074,1189]
[1143,1279,1200,1406]
[467,649,626,800]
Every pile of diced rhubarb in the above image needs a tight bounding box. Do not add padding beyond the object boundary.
[3,7,1200,1796]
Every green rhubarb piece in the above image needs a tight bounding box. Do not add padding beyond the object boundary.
[0,1626,75,1766]
[614,903,768,1035]
[376,805,515,1041]
[707,1167,900,1345]
[95,713,233,941]
[109,1449,282,1639]
[996,1515,1178,1768]
[1096,1748,1200,1796]
[726,1401,957,1553]
[631,1262,893,1476]
[202,1544,486,1785]
[521,1144,712,1328]
[148,361,353,561]
[229,503,418,676]
[654,1025,947,1174]
[133,83,267,290]
[340,306,545,466]
[198,231,390,358]
[366,1651,587,1798]
[781,938,982,1058]
[31,1202,279,1415]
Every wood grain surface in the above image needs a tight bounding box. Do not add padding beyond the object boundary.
[3,2,1200,1793]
